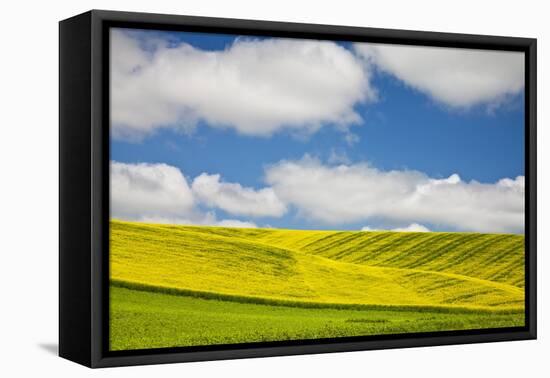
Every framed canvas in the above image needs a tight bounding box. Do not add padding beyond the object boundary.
[59,10,537,368]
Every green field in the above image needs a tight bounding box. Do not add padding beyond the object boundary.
[110,219,525,351]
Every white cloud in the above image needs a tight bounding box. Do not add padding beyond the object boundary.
[327,149,351,165]
[111,161,195,221]
[111,30,375,140]
[111,161,258,228]
[138,215,209,225]
[191,173,287,217]
[360,226,378,231]
[392,223,430,232]
[361,223,430,232]
[140,215,257,229]
[265,156,524,233]
[216,219,258,228]
[354,43,524,109]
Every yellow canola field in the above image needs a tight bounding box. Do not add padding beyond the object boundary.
[110,220,524,312]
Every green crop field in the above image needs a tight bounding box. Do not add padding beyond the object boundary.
[109,219,525,351]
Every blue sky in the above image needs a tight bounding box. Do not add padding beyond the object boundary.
[110,28,525,233]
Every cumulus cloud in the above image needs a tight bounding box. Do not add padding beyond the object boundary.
[265,156,524,233]
[361,223,430,232]
[327,148,351,165]
[111,161,195,221]
[191,173,287,217]
[111,161,258,228]
[216,219,258,228]
[392,223,430,232]
[360,226,377,231]
[139,215,257,228]
[111,29,375,140]
[111,159,524,233]
[354,43,524,109]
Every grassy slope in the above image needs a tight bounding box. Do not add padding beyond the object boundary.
[109,220,525,350]
[111,286,522,350]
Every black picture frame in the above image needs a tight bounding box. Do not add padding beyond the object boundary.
[59,9,537,368]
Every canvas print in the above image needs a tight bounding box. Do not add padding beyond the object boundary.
[109,27,526,351]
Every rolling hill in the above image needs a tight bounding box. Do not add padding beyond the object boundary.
[109,219,525,350]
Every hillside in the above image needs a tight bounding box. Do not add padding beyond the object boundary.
[110,220,524,311]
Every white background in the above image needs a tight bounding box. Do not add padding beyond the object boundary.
[0,0,547,376]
